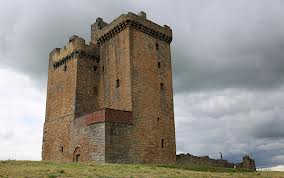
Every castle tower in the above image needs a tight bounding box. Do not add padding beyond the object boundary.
[42,11,175,163]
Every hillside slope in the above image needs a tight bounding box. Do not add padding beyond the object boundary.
[0,161,283,178]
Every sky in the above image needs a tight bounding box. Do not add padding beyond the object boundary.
[0,0,284,169]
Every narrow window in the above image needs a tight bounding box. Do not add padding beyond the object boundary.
[116,79,120,88]
[102,66,104,72]
[93,66,97,72]
[160,83,164,90]
[158,62,161,68]
[64,65,67,72]
[156,43,159,50]
[161,139,164,148]
[60,147,64,152]
[157,117,160,122]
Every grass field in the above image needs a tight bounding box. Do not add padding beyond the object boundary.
[0,161,283,178]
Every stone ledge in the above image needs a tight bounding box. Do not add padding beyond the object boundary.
[76,108,133,126]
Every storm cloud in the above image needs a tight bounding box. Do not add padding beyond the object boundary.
[0,0,284,168]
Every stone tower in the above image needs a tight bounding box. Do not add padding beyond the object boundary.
[42,11,176,163]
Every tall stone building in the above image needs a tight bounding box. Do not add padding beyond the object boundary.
[42,11,176,163]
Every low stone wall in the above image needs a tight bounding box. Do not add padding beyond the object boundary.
[176,153,256,171]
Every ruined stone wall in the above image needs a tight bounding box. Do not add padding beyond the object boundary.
[176,153,256,171]
[235,155,256,170]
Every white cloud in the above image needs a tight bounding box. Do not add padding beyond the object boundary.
[0,67,45,160]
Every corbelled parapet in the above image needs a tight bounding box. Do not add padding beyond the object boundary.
[91,11,172,45]
[49,35,99,70]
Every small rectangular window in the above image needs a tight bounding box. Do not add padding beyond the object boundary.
[116,79,120,88]
[157,117,160,122]
[158,62,161,68]
[93,66,97,72]
[160,83,164,90]
[161,139,164,148]
[60,147,64,152]
[156,43,159,50]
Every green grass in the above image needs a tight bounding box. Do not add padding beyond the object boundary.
[157,163,254,173]
[0,160,283,178]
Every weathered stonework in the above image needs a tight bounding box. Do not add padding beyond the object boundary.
[42,11,176,163]
[176,153,256,171]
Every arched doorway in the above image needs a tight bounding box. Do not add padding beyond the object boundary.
[73,147,81,162]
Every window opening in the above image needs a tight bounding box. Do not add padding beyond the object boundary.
[160,83,164,90]
[116,79,120,88]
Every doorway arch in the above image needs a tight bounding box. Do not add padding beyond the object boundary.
[73,147,81,162]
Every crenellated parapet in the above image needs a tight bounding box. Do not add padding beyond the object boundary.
[91,11,172,45]
[49,35,99,70]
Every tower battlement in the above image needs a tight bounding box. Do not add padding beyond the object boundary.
[43,11,176,163]
[49,36,97,62]
[91,11,172,45]
[49,35,99,71]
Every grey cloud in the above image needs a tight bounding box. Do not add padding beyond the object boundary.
[2,0,284,92]
[0,0,136,89]
[250,116,284,139]
[172,0,284,92]
[175,87,284,167]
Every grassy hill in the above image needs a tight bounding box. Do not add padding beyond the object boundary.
[0,161,283,178]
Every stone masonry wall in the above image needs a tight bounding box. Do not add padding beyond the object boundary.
[105,122,132,163]
[98,27,132,111]
[75,46,99,117]
[128,27,176,163]
[43,11,176,164]
[176,153,256,171]
[43,38,82,161]
[71,117,106,162]
[71,109,133,163]
[43,36,100,162]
